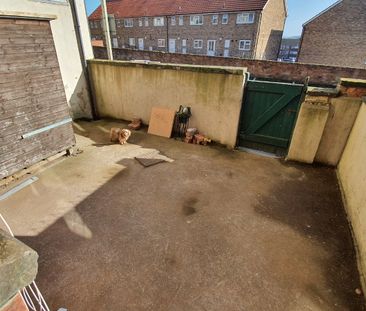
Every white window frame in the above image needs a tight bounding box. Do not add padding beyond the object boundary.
[190,15,203,25]
[144,17,149,26]
[182,39,187,47]
[158,39,166,47]
[224,39,231,49]
[239,40,251,51]
[222,13,229,24]
[171,16,176,26]
[128,38,136,47]
[193,39,203,49]
[124,18,133,27]
[154,17,165,26]
[212,15,218,25]
[112,37,118,48]
[138,18,143,26]
[178,16,184,25]
[236,12,255,24]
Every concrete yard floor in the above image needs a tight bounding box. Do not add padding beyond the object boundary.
[0,119,364,311]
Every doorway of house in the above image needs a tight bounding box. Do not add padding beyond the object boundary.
[138,38,144,50]
[207,40,216,56]
[169,39,176,53]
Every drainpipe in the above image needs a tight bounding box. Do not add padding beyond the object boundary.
[166,15,169,53]
[101,0,113,60]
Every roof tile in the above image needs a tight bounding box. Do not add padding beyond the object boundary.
[89,0,268,19]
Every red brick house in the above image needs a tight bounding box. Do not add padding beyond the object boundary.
[88,0,287,60]
[298,0,366,68]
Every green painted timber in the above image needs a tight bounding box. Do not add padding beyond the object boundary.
[238,80,304,155]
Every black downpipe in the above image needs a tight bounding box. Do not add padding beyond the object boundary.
[166,16,169,53]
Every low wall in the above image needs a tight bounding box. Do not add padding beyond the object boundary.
[0,230,38,308]
[88,60,246,148]
[338,98,366,291]
[287,80,366,166]
[93,47,366,87]
[287,98,329,164]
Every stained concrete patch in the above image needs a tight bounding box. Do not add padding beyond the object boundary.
[182,198,198,216]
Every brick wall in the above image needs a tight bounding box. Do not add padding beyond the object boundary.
[298,0,366,69]
[89,6,285,60]
[93,47,366,86]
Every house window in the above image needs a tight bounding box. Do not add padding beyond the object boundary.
[222,14,229,24]
[144,17,149,26]
[89,21,94,29]
[179,16,184,25]
[193,39,203,49]
[128,38,135,47]
[158,39,166,47]
[154,17,165,26]
[212,15,218,25]
[171,16,176,26]
[124,18,133,27]
[182,39,187,47]
[190,15,203,25]
[138,18,143,26]
[239,40,251,51]
[236,13,255,24]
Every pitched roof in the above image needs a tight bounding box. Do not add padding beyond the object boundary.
[89,0,269,19]
[303,0,343,27]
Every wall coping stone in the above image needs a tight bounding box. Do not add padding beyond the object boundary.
[0,230,38,307]
[88,59,247,75]
[307,86,339,97]
[340,78,366,88]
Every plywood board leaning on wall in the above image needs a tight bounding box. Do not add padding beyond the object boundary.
[148,107,176,138]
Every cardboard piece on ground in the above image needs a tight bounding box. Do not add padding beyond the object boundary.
[148,107,176,138]
[135,157,166,167]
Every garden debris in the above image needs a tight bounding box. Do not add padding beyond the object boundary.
[194,134,211,146]
[128,118,142,130]
[184,128,197,143]
[110,128,131,145]
[135,157,166,167]
[182,128,211,146]
[173,106,192,139]
[134,149,173,168]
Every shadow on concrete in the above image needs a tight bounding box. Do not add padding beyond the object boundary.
[254,162,365,310]
[11,120,365,311]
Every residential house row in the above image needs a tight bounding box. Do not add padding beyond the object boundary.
[89,0,287,60]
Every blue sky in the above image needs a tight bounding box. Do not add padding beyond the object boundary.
[84,0,339,38]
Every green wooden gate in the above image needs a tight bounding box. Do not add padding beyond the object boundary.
[238,80,304,155]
